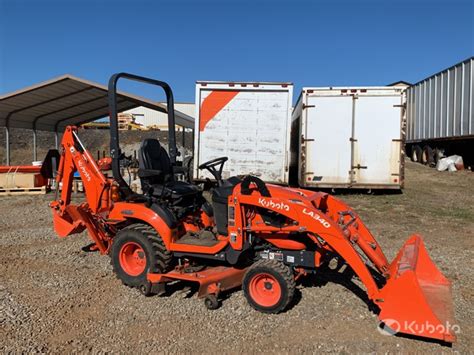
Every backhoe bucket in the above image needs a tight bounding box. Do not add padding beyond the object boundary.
[52,210,84,238]
[378,235,456,342]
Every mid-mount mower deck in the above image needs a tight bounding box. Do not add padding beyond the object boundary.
[46,73,456,343]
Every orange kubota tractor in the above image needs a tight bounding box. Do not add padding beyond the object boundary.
[47,73,456,343]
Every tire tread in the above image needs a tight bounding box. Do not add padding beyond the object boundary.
[111,223,172,287]
[243,259,295,313]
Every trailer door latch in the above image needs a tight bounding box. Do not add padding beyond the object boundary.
[301,137,315,143]
[302,104,315,109]
[352,164,367,169]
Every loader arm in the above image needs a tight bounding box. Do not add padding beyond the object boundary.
[50,126,112,253]
[236,192,383,298]
[234,184,456,342]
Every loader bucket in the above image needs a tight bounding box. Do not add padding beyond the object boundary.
[378,235,457,343]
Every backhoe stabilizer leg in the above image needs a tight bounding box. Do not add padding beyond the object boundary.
[51,205,110,254]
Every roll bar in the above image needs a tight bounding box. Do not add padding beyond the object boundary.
[108,73,178,193]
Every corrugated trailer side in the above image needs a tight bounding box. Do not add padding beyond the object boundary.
[194,82,293,184]
[406,57,474,168]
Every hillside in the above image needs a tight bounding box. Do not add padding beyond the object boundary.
[0,128,193,165]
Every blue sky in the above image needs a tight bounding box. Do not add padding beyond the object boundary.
[0,0,473,103]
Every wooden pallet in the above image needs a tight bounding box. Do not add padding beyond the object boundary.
[0,186,47,196]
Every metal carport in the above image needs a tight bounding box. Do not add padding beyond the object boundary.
[0,74,195,165]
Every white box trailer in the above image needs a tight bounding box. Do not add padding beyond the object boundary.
[290,87,405,189]
[194,81,293,184]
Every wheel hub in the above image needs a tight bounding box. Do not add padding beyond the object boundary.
[249,273,282,307]
[119,242,146,276]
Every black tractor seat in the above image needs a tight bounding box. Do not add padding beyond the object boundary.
[138,138,199,198]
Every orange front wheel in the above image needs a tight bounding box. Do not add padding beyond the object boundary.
[248,273,282,307]
[243,259,295,313]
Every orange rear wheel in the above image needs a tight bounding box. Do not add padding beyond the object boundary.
[119,242,147,276]
[111,223,171,289]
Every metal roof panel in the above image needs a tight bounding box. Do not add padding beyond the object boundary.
[0,74,194,131]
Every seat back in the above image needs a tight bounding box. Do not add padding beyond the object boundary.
[139,138,173,186]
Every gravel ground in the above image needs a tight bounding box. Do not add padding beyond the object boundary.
[0,162,473,353]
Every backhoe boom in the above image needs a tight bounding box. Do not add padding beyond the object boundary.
[50,126,112,253]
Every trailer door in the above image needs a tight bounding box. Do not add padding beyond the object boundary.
[303,95,353,185]
[353,95,401,185]
[197,89,290,183]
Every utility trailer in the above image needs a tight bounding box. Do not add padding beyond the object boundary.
[194,81,293,184]
[406,57,474,168]
[290,87,405,190]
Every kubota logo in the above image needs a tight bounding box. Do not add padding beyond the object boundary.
[302,208,331,228]
[258,198,290,211]
[377,318,461,337]
[77,159,91,182]
[377,319,401,336]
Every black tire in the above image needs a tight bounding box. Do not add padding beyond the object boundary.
[243,259,295,314]
[421,145,434,166]
[204,294,220,310]
[111,223,172,288]
[411,145,422,163]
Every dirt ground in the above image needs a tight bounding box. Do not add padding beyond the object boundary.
[0,161,473,353]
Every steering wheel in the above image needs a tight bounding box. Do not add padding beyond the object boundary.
[198,157,228,185]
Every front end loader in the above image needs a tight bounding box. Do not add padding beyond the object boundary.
[47,73,456,344]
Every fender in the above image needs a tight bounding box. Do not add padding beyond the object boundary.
[109,202,175,248]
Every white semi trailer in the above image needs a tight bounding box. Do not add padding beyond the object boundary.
[290,87,406,190]
[194,81,293,184]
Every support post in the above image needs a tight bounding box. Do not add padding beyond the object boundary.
[182,126,186,148]
[55,131,59,149]
[33,129,38,162]
[5,126,10,166]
